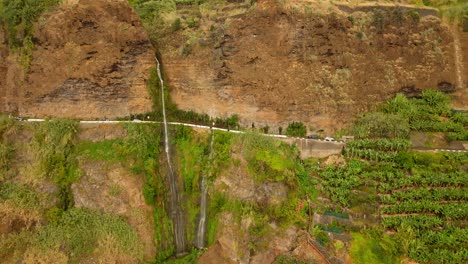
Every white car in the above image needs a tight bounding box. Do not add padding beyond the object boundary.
[324,137,335,142]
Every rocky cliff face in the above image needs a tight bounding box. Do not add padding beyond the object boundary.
[159,0,460,132]
[0,0,154,119]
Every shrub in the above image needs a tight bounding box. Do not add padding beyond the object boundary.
[372,9,386,33]
[407,10,420,23]
[171,18,181,32]
[285,122,307,137]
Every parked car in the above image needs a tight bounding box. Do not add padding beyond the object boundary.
[324,137,335,142]
[307,134,319,139]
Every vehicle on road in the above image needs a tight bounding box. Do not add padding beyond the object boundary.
[324,137,335,142]
[307,134,319,139]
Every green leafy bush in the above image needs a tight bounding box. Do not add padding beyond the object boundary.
[285,121,306,137]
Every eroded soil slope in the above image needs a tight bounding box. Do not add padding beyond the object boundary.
[160,1,459,132]
[0,0,154,119]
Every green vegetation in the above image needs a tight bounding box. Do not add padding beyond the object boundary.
[412,0,468,23]
[164,249,202,264]
[71,123,176,262]
[204,133,316,251]
[349,231,400,264]
[172,126,234,248]
[0,208,144,263]
[173,125,208,243]
[0,0,60,47]
[128,0,223,42]
[317,147,467,263]
[344,138,411,162]
[121,123,175,261]
[285,121,307,137]
[76,139,125,162]
[0,0,61,69]
[33,119,80,210]
[275,254,307,264]
[353,91,467,141]
[143,66,240,129]
[0,115,16,179]
[317,160,362,207]
[316,91,467,264]
[353,112,410,139]
[0,182,41,209]
[241,132,299,184]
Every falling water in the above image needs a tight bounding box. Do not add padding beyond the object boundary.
[452,26,465,89]
[196,129,215,248]
[155,57,187,254]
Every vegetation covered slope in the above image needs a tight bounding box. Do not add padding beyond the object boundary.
[313,91,467,264]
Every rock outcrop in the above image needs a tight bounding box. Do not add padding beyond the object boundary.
[0,0,154,119]
[159,1,460,132]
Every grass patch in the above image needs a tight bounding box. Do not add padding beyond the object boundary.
[240,133,299,184]
[0,208,144,263]
[32,119,80,210]
[0,115,17,179]
[350,231,400,264]
[76,139,125,162]
[0,182,41,209]
[0,0,61,47]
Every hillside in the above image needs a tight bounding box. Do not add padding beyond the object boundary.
[0,0,465,131]
[0,90,466,263]
[0,0,467,263]
[153,0,464,131]
[0,0,153,119]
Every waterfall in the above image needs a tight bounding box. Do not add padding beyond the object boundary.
[196,129,215,248]
[452,25,465,89]
[155,57,187,254]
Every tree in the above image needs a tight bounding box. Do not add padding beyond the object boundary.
[285,122,306,137]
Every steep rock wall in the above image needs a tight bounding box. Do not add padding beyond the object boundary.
[0,0,154,119]
[160,1,459,131]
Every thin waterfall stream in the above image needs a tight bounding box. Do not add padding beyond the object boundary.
[196,128,215,248]
[452,25,464,89]
[155,57,187,255]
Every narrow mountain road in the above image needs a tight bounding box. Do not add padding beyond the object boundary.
[20,118,468,153]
